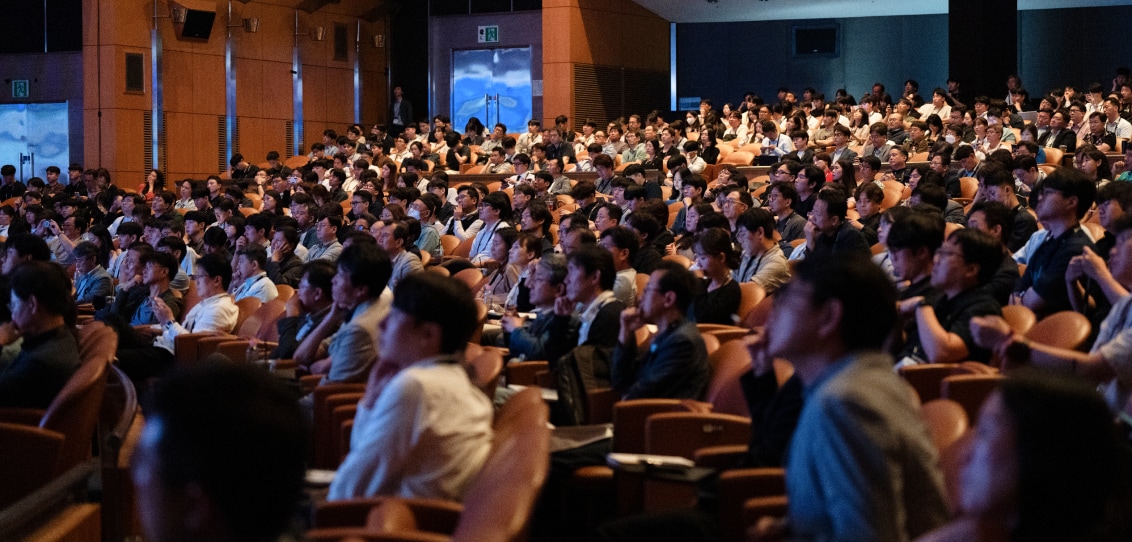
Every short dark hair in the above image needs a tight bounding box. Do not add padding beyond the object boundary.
[6,233,51,262]
[336,242,392,299]
[968,201,1014,245]
[301,260,335,298]
[144,362,307,542]
[73,241,101,261]
[143,250,180,279]
[736,207,776,238]
[885,208,945,253]
[184,210,210,225]
[653,260,699,311]
[791,255,897,351]
[568,245,617,291]
[948,228,1004,285]
[118,222,144,239]
[237,244,268,270]
[392,273,478,354]
[599,225,639,262]
[816,189,848,219]
[197,252,234,290]
[1041,166,1097,219]
[10,260,75,319]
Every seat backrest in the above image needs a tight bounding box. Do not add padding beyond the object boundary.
[453,236,475,259]
[98,364,138,466]
[1001,304,1036,335]
[248,298,287,339]
[705,339,749,414]
[1025,310,1091,350]
[181,278,202,317]
[737,282,766,322]
[959,177,979,199]
[741,293,774,329]
[78,321,118,367]
[464,344,503,398]
[645,412,751,460]
[0,422,65,509]
[452,268,486,292]
[452,388,549,542]
[275,284,295,302]
[440,235,462,256]
[634,273,650,297]
[41,357,108,474]
[1043,146,1064,165]
[941,373,1004,424]
[919,398,969,454]
[898,363,960,403]
[311,383,367,469]
[233,296,263,332]
[611,399,708,453]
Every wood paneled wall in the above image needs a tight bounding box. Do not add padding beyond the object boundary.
[83,0,388,186]
[542,0,669,129]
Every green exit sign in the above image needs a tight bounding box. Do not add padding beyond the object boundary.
[11,80,28,99]
[478,25,499,43]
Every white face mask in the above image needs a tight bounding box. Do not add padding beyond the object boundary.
[407,208,421,220]
[945,134,957,144]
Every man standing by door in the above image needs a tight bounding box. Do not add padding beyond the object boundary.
[390,86,413,139]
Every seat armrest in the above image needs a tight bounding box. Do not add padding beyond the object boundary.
[0,407,47,426]
[505,360,548,386]
[693,445,749,468]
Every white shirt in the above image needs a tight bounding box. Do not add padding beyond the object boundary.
[328,358,493,501]
[154,293,239,354]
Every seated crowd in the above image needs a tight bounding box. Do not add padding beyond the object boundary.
[6,72,1132,542]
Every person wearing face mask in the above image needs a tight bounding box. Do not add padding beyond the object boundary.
[407,193,443,260]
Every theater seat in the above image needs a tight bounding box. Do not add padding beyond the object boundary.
[309,388,550,542]
[0,422,67,509]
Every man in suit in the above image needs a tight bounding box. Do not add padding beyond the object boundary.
[612,261,709,400]
[389,86,413,138]
[860,122,895,162]
[1042,109,1077,152]
[828,124,858,164]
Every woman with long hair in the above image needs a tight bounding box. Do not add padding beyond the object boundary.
[831,158,858,194]
[849,109,870,145]
[699,129,720,165]
[261,190,285,216]
[139,169,165,201]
